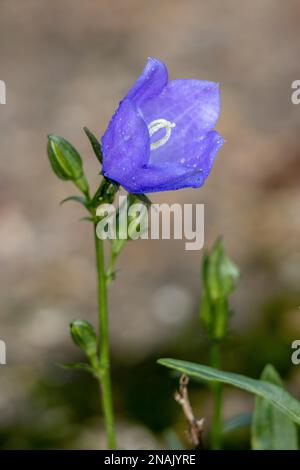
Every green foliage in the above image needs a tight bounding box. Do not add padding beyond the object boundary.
[200,238,239,340]
[46,128,296,451]
[158,359,300,426]
[83,126,103,164]
[251,364,298,450]
[60,195,90,209]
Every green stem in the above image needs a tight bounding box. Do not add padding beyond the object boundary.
[94,223,117,449]
[106,252,118,285]
[210,341,223,450]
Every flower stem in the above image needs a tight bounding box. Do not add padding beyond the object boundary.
[94,223,117,449]
[210,341,223,450]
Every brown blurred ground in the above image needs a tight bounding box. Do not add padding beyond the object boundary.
[0,0,300,449]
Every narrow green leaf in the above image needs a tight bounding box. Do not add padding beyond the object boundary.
[60,195,89,208]
[83,127,103,164]
[158,359,300,426]
[251,364,298,450]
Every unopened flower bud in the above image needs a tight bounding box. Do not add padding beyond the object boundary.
[70,320,97,360]
[200,238,239,340]
[47,134,89,194]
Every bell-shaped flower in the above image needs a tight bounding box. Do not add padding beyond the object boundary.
[101,58,224,193]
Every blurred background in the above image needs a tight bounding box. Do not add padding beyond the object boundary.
[0,0,300,449]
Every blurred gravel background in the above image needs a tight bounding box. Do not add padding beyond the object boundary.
[0,0,299,449]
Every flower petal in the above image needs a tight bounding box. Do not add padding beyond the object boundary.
[140,79,220,167]
[180,130,224,179]
[120,131,224,193]
[126,58,168,107]
[143,79,220,131]
[102,98,150,183]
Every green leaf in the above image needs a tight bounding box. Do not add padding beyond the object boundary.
[60,195,89,208]
[158,359,300,426]
[83,127,103,164]
[251,364,298,450]
[58,362,95,375]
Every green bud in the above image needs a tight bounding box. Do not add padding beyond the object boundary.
[47,134,89,194]
[70,320,97,361]
[207,239,239,301]
[200,238,239,340]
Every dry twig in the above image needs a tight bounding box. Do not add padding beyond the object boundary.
[174,374,205,449]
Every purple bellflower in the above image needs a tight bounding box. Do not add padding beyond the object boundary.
[101,58,224,193]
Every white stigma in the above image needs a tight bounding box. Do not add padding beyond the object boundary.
[148,118,176,151]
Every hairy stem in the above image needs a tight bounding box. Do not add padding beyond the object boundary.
[94,223,117,449]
